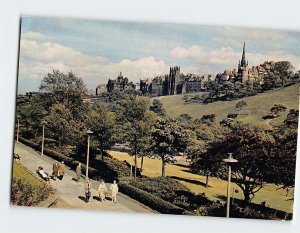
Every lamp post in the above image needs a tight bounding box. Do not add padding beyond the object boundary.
[86,129,93,179]
[41,120,46,156]
[223,153,238,218]
[16,115,20,143]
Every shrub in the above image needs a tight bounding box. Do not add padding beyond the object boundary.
[119,182,193,215]
[128,177,213,212]
[236,101,247,111]
[11,177,54,206]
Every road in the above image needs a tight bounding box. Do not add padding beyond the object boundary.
[14,142,156,213]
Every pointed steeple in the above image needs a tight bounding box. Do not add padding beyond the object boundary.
[241,41,246,67]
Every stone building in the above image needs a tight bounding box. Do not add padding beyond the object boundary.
[106,72,136,93]
[216,42,275,85]
[99,68,214,97]
[146,66,205,97]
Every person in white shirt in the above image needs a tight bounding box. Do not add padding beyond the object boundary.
[110,180,118,203]
[98,179,107,202]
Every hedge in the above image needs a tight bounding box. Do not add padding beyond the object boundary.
[119,182,194,215]
[128,177,214,212]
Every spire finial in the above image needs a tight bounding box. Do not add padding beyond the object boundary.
[241,41,246,67]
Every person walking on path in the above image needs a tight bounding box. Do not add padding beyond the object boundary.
[52,161,59,180]
[84,179,92,203]
[76,163,82,182]
[110,180,119,203]
[58,161,65,180]
[98,179,107,202]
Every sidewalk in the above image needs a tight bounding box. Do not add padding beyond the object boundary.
[14,142,155,213]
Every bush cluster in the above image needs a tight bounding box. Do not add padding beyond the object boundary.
[11,177,54,206]
[119,182,193,215]
[128,177,213,212]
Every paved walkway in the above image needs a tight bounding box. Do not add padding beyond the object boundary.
[14,142,155,213]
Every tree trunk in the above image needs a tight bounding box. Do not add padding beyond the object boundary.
[101,149,104,162]
[161,157,166,177]
[205,175,209,188]
[140,155,144,171]
[134,150,137,180]
[243,189,251,207]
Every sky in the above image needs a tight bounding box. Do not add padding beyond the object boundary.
[18,16,300,93]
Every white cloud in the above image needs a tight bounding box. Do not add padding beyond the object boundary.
[171,45,300,72]
[19,37,169,89]
[22,31,43,40]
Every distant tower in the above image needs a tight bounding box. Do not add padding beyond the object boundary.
[168,66,181,95]
[238,42,249,83]
[241,41,246,67]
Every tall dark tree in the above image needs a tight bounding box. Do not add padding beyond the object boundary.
[268,109,298,189]
[151,118,189,177]
[116,95,155,179]
[193,123,276,205]
[272,61,294,86]
[44,103,83,152]
[88,103,116,161]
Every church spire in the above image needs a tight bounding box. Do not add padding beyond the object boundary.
[241,41,246,67]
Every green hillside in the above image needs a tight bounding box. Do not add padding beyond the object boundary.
[157,84,300,129]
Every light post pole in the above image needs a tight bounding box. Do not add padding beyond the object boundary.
[223,153,238,218]
[41,120,46,156]
[16,115,20,143]
[86,129,93,179]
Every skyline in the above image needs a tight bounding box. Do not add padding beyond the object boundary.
[18,16,300,93]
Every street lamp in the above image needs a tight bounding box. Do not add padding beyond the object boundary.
[223,153,238,218]
[41,120,47,156]
[16,115,20,143]
[86,129,93,179]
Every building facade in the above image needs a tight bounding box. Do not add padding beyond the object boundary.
[216,42,275,85]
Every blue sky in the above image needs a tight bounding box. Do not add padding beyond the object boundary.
[18,16,300,93]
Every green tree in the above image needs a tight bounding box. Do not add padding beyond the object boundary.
[116,95,155,179]
[44,103,82,151]
[196,123,276,205]
[150,99,166,117]
[15,94,48,139]
[150,118,189,177]
[221,81,235,100]
[88,103,116,161]
[40,70,87,116]
[272,61,294,86]
[269,109,298,189]
[190,145,223,188]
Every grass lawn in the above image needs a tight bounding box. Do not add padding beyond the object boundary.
[157,83,300,129]
[109,151,294,213]
[13,162,45,187]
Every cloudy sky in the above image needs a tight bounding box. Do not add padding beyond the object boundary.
[18,16,300,93]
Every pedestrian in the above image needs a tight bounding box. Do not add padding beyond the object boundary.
[76,163,81,182]
[286,187,290,197]
[52,161,59,180]
[110,180,118,203]
[84,179,92,203]
[98,179,107,202]
[58,161,65,180]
